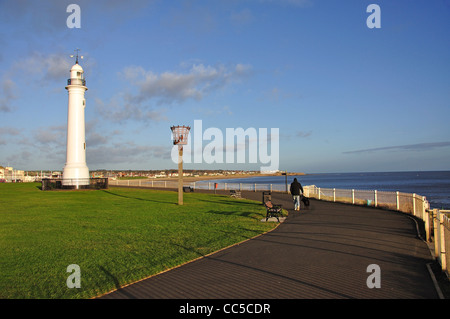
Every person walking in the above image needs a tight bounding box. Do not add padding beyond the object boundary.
[290,178,304,211]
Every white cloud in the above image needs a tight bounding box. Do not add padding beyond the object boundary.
[0,78,16,112]
[0,127,20,136]
[87,143,171,166]
[95,63,252,124]
[0,126,21,145]
[296,131,312,138]
[5,151,33,167]
[13,52,73,82]
[0,0,153,34]
[192,105,233,117]
[95,97,168,124]
[343,142,450,154]
[122,63,252,105]
[230,9,255,27]
[258,0,313,7]
[0,52,76,113]
[34,125,66,147]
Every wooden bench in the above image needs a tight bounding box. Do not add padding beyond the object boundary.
[264,201,283,222]
[230,190,241,198]
[183,186,194,192]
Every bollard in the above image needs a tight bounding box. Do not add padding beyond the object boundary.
[396,191,400,211]
[374,190,377,207]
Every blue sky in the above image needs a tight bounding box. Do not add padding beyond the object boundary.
[0,0,449,173]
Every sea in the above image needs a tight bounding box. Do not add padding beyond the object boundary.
[199,171,450,210]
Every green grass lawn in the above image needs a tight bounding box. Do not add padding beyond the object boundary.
[0,183,276,299]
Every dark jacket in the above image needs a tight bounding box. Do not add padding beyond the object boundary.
[290,179,304,196]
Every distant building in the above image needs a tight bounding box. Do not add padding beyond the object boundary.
[1,166,25,182]
[51,171,62,178]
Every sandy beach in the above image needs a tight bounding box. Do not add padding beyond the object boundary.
[148,172,305,183]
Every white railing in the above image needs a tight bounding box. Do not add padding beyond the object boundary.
[109,179,180,189]
[304,185,429,220]
[305,185,449,276]
[109,179,429,217]
[425,209,450,276]
[108,179,289,192]
[193,181,287,192]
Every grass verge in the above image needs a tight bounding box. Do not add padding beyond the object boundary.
[0,183,276,299]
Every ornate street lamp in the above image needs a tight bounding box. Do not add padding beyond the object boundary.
[170,125,191,205]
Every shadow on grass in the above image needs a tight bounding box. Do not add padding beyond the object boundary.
[171,224,277,257]
[196,197,262,207]
[99,265,137,299]
[101,190,176,205]
[205,209,256,218]
[218,227,268,238]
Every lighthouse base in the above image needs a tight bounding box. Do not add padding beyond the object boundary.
[62,164,90,189]
[41,177,108,191]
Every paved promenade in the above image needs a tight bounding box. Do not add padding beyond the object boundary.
[100,190,440,299]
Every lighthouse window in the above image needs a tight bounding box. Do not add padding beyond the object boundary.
[84,143,86,150]
[77,72,81,77]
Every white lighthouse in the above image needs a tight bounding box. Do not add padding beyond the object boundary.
[62,55,89,188]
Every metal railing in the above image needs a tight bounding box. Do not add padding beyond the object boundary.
[67,78,86,86]
[108,178,449,277]
[108,179,290,192]
[304,186,429,219]
[424,209,450,276]
[304,185,449,277]
[109,179,180,189]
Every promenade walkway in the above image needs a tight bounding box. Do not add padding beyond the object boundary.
[99,191,440,299]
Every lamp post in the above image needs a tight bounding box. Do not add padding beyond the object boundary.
[170,125,191,205]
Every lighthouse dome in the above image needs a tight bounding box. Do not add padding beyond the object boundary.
[67,62,86,87]
[71,63,83,71]
[70,63,84,79]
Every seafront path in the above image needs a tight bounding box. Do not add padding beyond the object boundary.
[99,189,441,299]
